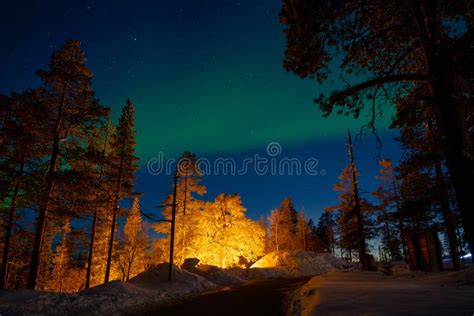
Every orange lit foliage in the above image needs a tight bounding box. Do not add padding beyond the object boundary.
[49,221,85,293]
[197,194,265,267]
[115,196,147,281]
[153,164,207,265]
[154,193,265,268]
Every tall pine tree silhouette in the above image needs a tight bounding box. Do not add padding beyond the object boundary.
[104,99,138,283]
[28,41,109,289]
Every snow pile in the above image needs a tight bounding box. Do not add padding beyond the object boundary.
[181,258,243,286]
[250,251,350,277]
[0,263,217,315]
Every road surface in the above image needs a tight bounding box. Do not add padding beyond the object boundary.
[137,277,310,316]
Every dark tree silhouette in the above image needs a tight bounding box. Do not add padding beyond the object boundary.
[0,90,45,288]
[280,0,474,257]
[104,99,138,283]
[393,92,462,269]
[27,40,109,289]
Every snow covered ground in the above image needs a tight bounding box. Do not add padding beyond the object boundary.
[0,252,349,315]
[289,267,474,316]
[249,251,351,277]
[0,263,217,316]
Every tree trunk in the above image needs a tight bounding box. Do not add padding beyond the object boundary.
[168,167,179,281]
[392,180,407,260]
[28,85,67,290]
[424,45,474,260]
[126,253,134,282]
[417,1,474,261]
[104,200,119,283]
[105,149,125,283]
[85,209,98,289]
[86,121,110,288]
[434,160,461,270]
[104,168,122,283]
[0,159,24,289]
[182,171,188,215]
[348,130,368,270]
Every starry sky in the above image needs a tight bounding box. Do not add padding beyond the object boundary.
[1,0,402,225]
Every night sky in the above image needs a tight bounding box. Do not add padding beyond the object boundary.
[1,0,402,223]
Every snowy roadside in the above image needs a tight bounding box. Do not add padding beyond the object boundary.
[249,251,352,277]
[0,264,218,316]
[288,267,474,316]
[0,252,349,315]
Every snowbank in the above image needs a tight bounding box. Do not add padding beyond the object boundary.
[288,268,474,316]
[0,263,217,316]
[181,258,244,286]
[250,251,350,277]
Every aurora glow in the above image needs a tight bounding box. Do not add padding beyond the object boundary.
[1,0,401,220]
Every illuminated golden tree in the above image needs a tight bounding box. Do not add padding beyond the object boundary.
[197,194,265,268]
[116,196,147,281]
[153,192,265,268]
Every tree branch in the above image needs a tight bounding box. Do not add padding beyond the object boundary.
[140,210,171,223]
[328,73,428,103]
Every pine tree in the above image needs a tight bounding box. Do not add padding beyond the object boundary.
[325,131,372,269]
[267,209,282,252]
[27,40,109,289]
[89,210,113,286]
[267,197,300,251]
[104,99,138,283]
[326,156,374,268]
[85,120,113,289]
[316,211,336,253]
[304,218,321,253]
[296,210,309,251]
[4,226,34,288]
[0,90,45,289]
[372,160,403,261]
[153,151,205,279]
[117,196,147,281]
[50,220,72,292]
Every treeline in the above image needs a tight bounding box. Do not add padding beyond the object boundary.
[316,131,465,270]
[0,40,140,291]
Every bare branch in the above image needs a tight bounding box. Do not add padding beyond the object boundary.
[140,210,171,223]
[328,73,428,104]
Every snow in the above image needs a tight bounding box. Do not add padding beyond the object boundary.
[181,258,244,286]
[289,267,474,315]
[250,251,351,277]
[0,263,217,315]
[0,252,348,314]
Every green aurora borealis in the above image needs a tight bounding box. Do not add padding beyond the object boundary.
[1,0,399,219]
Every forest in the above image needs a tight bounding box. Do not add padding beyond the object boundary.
[0,41,330,291]
[0,2,473,315]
